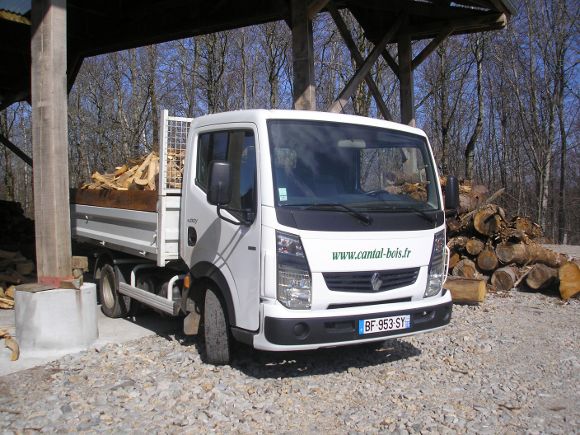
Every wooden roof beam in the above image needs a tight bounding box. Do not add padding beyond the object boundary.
[0,133,32,167]
[411,26,454,70]
[308,0,329,19]
[327,3,393,120]
[328,13,404,113]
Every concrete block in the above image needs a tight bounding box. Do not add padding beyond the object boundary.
[15,283,98,356]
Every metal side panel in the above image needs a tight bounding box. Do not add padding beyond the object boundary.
[71,204,159,258]
[119,283,179,315]
[157,195,181,266]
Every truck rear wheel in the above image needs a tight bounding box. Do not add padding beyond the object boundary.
[203,287,231,365]
[99,264,129,318]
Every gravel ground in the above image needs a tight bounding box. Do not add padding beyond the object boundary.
[1,291,578,433]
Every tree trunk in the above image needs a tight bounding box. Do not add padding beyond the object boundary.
[444,277,486,303]
[496,243,528,265]
[477,247,498,272]
[491,266,518,292]
[452,258,478,279]
[473,205,506,236]
[558,262,580,300]
[465,238,484,256]
[525,264,558,290]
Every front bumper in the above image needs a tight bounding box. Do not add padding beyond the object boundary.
[248,290,452,351]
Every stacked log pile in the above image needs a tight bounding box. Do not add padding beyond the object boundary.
[79,149,184,191]
[0,200,34,251]
[81,152,160,190]
[0,250,35,309]
[0,201,36,305]
[443,180,580,303]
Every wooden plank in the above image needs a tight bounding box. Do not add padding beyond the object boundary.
[70,188,158,212]
[411,26,454,70]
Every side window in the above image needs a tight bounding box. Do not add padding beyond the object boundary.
[196,129,257,221]
[196,131,228,190]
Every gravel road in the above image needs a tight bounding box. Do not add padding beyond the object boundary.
[1,290,578,433]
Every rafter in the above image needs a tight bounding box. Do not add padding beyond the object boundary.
[327,3,393,120]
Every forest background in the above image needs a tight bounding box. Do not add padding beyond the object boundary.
[1,0,578,243]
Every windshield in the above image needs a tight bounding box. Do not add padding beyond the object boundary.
[268,119,440,212]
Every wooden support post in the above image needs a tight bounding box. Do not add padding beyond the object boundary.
[398,28,415,126]
[291,0,316,110]
[327,4,393,120]
[31,0,72,286]
[328,15,403,114]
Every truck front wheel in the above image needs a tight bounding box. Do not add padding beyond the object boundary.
[99,264,129,318]
[203,287,231,365]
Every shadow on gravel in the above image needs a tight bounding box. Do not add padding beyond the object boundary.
[230,340,421,379]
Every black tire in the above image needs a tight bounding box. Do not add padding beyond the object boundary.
[203,287,231,365]
[98,264,129,318]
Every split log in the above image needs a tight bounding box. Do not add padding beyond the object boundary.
[511,216,543,239]
[477,247,499,272]
[0,250,18,260]
[446,217,464,235]
[452,258,478,279]
[15,260,35,276]
[0,272,25,285]
[473,204,506,237]
[4,336,19,361]
[526,264,558,290]
[447,236,469,252]
[5,285,15,299]
[465,238,484,256]
[0,297,14,309]
[444,277,487,303]
[559,262,580,301]
[491,266,519,292]
[449,252,460,270]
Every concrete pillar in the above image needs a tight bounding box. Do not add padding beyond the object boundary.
[31,0,72,286]
[15,283,98,355]
[398,31,415,127]
[291,0,316,110]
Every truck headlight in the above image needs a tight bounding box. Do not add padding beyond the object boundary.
[276,231,311,309]
[424,229,447,298]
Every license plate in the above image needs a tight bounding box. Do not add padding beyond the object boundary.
[358,315,411,335]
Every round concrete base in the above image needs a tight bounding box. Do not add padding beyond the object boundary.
[15,283,98,356]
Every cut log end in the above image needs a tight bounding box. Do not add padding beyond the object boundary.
[559,262,580,301]
[444,277,487,304]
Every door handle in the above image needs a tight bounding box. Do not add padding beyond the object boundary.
[188,227,197,246]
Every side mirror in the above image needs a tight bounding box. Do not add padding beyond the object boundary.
[444,175,460,211]
[207,161,232,206]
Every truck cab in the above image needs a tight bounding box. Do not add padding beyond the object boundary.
[180,110,452,359]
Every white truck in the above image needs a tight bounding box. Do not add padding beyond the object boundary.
[71,109,459,364]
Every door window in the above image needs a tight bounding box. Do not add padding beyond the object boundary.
[196,129,257,221]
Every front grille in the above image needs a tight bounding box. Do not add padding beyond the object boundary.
[327,297,412,309]
[323,268,420,293]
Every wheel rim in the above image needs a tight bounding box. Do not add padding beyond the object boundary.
[102,273,115,308]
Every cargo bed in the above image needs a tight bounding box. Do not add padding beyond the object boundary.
[70,111,192,266]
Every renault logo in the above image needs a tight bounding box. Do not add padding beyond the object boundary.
[370,272,383,291]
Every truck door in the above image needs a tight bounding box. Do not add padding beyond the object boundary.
[182,124,261,331]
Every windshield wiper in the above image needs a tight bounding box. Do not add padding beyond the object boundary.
[365,205,436,224]
[281,202,373,226]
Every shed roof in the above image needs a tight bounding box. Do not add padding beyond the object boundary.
[0,0,514,110]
